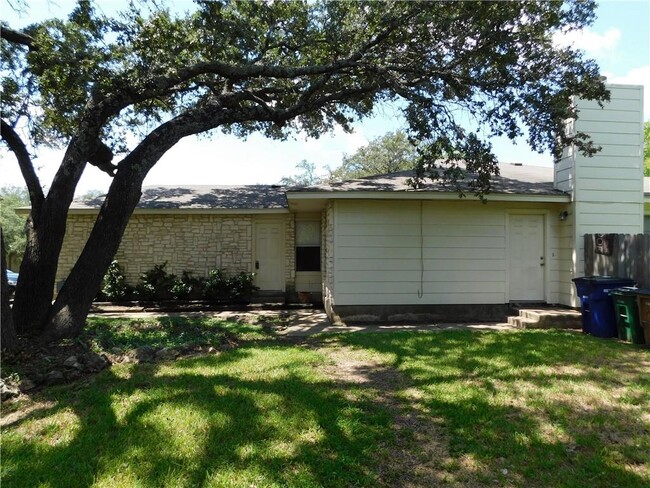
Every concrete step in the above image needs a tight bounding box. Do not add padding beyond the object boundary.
[509,307,582,330]
[251,292,286,305]
[507,316,539,329]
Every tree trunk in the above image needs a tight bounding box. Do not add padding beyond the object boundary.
[12,214,61,335]
[11,135,93,335]
[41,167,145,341]
[1,229,19,352]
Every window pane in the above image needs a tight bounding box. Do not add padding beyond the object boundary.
[296,247,321,271]
[296,221,321,246]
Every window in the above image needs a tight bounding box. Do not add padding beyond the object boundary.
[296,221,321,272]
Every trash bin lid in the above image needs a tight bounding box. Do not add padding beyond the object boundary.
[573,276,636,285]
[609,286,639,296]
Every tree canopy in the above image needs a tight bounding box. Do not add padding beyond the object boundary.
[329,131,417,181]
[0,186,29,268]
[0,0,609,343]
[279,160,322,187]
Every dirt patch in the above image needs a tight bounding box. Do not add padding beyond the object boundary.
[316,343,481,487]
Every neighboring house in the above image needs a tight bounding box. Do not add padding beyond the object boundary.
[56,84,648,323]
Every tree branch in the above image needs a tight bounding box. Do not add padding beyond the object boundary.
[0,26,37,50]
[0,120,44,211]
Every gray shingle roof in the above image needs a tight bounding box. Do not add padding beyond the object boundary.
[290,163,563,196]
[70,163,564,210]
[71,185,288,210]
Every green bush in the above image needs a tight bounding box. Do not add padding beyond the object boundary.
[203,269,257,302]
[99,260,132,301]
[228,271,258,300]
[202,269,230,301]
[135,262,176,300]
[170,271,205,300]
[97,262,257,303]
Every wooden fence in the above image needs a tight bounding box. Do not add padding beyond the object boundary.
[584,234,650,288]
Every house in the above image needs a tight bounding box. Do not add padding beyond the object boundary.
[58,84,649,322]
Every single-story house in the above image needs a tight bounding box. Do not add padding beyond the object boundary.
[57,84,649,322]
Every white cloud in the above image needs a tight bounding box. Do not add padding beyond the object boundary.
[606,65,650,119]
[553,27,621,56]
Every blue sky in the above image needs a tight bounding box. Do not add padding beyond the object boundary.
[1,0,648,194]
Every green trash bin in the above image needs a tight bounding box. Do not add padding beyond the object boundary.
[610,288,645,344]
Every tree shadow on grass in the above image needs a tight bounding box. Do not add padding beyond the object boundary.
[339,330,650,487]
[1,345,392,488]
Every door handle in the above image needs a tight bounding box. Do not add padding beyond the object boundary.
[540,256,545,267]
[255,260,259,270]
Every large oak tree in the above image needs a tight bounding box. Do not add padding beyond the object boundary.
[1,0,607,345]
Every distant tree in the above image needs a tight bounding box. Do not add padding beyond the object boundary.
[328,131,417,181]
[279,160,323,187]
[643,120,650,176]
[77,189,105,201]
[0,186,29,268]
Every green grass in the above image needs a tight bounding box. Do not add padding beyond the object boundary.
[2,322,649,487]
[84,316,270,351]
[339,330,650,487]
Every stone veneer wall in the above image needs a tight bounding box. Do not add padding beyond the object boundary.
[321,202,338,322]
[58,213,262,287]
[57,216,95,288]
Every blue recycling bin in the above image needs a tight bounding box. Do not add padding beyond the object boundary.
[572,277,637,338]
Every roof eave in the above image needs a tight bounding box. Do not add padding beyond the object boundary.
[65,207,290,215]
[286,190,571,203]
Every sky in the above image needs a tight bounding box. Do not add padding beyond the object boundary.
[1,0,649,195]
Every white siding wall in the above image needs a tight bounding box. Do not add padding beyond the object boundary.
[333,200,571,306]
[551,210,576,305]
[566,85,645,301]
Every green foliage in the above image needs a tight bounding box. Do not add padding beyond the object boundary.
[226,271,258,300]
[202,268,229,301]
[0,186,28,266]
[170,271,204,300]
[329,131,418,181]
[77,189,105,202]
[99,260,131,301]
[279,160,323,186]
[135,262,176,300]
[643,120,650,176]
[202,269,258,302]
[101,262,257,303]
[2,0,609,197]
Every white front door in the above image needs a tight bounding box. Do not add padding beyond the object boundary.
[255,221,284,291]
[508,214,545,301]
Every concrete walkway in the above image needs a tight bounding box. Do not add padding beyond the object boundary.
[277,309,515,336]
[89,308,516,336]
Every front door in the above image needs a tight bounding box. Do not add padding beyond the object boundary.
[255,221,284,291]
[508,214,545,301]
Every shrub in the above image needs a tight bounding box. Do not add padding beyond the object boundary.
[228,271,258,301]
[135,262,176,300]
[203,269,257,302]
[99,260,132,301]
[170,271,205,300]
[202,269,230,301]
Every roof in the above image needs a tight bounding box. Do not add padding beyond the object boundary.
[71,185,288,210]
[69,163,566,212]
[290,163,564,196]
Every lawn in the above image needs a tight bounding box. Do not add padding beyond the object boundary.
[2,317,649,487]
